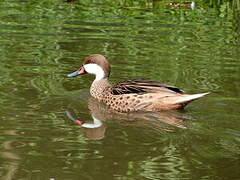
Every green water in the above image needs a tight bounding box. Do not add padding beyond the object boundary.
[0,0,239,179]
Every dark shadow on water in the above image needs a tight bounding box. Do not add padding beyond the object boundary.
[66,96,195,140]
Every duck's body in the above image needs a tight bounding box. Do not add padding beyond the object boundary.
[167,1,195,9]
[68,54,209,112]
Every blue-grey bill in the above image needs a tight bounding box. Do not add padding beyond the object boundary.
[67,71,79,77]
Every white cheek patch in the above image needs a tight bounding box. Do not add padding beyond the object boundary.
[83,64,105,81]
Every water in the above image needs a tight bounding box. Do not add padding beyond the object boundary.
[0,0,239,179]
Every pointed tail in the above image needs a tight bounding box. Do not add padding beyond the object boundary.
[173,92,210,104]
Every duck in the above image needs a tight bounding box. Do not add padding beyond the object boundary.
[167,1,195,9]
[68,54,209,112]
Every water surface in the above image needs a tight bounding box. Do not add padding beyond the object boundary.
[0,1,239,179]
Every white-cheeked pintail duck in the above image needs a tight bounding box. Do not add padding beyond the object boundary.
[68,54,209,112]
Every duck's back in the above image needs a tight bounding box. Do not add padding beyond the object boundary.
[91,79,188,112]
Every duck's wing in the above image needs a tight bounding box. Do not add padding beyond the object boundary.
[111,79,184,95]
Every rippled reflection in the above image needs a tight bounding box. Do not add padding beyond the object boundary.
[66,97,195,140]
[0,130,20,180]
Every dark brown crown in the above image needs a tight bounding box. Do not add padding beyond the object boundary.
[83,54,111,78]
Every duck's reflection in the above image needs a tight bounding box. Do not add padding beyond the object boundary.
[0,130,20,180]
[66,97,194,140]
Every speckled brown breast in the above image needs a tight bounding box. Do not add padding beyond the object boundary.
[88,77,209,112]
[90,79,155,112]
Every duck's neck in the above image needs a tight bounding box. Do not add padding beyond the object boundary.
[90,78,111,100]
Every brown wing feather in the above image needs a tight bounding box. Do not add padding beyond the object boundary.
[111,79,184,95]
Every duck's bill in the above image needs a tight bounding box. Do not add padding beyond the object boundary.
[67,67,86,77]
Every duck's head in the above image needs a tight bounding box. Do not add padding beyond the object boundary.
[68,54,111,81]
